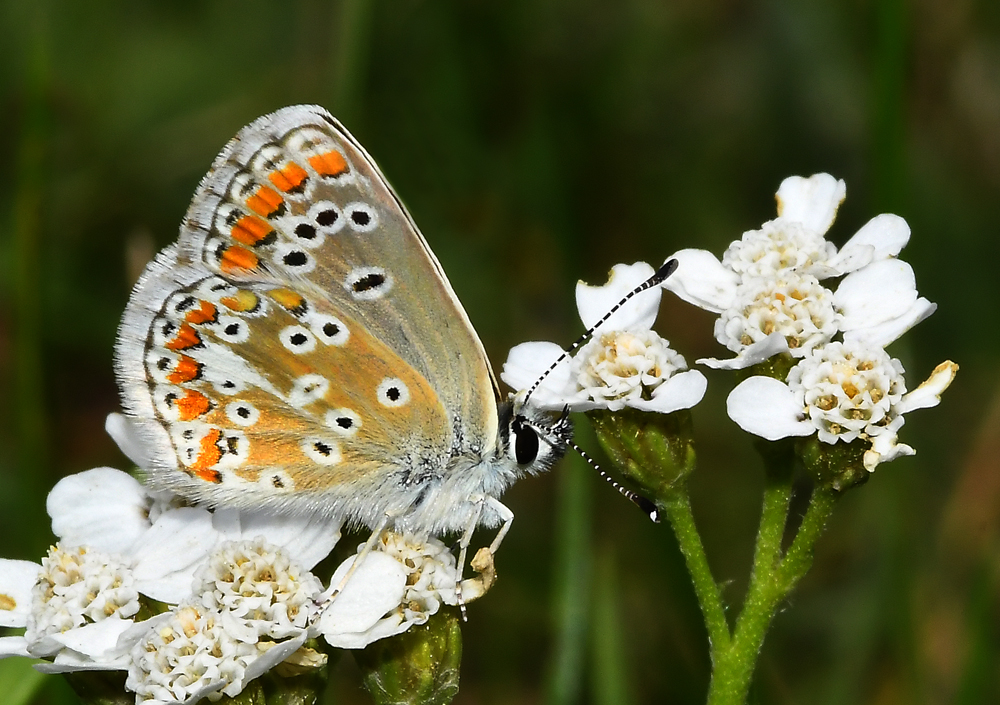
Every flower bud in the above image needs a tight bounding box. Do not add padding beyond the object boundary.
[797,435,869,492]
[356,609,462,705]
[587,407,696,502]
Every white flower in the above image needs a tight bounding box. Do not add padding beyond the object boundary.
[25,545,140,654]
[126,603,309,704]
[48,456,342,604]
[662,173,935,369]
[713,275,840,360]
[0,559,43,660]
[727,341,958,471]
[0,545,143,671]
[194,539,323,639]
[320,533,482,649]
[501,262,707,413]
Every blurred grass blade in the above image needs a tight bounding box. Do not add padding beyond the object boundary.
[590,547,633,705]
[0,658,47,705]
[544,428,594,705]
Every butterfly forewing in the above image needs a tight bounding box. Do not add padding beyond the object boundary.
[117,106,500,522]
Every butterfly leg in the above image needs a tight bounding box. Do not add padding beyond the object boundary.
[485,496,514,555]
[454,496,513,618]
[454,498,485,620]
[318,514,390,608]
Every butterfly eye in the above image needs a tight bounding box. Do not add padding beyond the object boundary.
[512,418,540,465]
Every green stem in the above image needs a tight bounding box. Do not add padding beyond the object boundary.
[706,487,838,705]
[661,491,730,656]
[775,488,838,592]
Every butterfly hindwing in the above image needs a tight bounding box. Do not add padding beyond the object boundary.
[116,106,500,523]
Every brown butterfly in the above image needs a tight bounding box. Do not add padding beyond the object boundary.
[114,105,571,567]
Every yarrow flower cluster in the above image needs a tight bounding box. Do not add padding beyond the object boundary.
[320,532,486,650]
[1,423,488,703]
[502,262,707,414]
[26,545,140,660]
[663,173,956,468]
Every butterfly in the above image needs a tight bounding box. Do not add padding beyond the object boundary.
[114,105,571,561]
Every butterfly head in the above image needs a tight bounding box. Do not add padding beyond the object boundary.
[497,397,572,478]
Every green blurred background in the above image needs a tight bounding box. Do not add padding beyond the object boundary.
[1,0,998,703]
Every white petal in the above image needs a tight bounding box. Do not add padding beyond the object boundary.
[320,552,406,639]
[775,173,846,234]
[501,341,576,406]
[628,370,707,413]
[0,559,41,628]
[105,413,153,469]
[727,376,814,440]
[843,298,936,348]
[661,249,740,313]
[48,617,134,662]
[835,259,919,329]
[829,214,910,275]
[897,361,958,414]
[237,511,342,570]
[325,612,410,650]
[35,653,131,673]
[131,507,220,603]
[243,631,309,683]
[864,433,915,471]
[47,467,152,555]
[697,332,790,370]
[116,612,173,655]
[575,262,660,332]
[0,636,30,658]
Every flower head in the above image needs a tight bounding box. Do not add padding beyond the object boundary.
[502,262,706,413]
[662,174,933,369]
[320,532,482,650]
[727,341,957,471]
[194,539,324,639]
[126,603,309,704]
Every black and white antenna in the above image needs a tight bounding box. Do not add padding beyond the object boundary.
[518,258,680,524]
[523,416,661,523]
[569,440,660,523]
[522,258,678,405]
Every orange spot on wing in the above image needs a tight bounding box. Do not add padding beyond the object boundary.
[185,300,218,325]
[269,288,306,313]
[190,428,223,482]
[220,290,260,313]
[308,150,349,178]
[269,162,309,192]
[168,355,202,384]
[165,323,202,351]
[246,185,284,218]
[220,246,259,273]
[231,215,275,247]
[176,390,212,421]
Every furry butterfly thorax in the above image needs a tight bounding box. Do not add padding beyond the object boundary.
[114,105,571,540]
